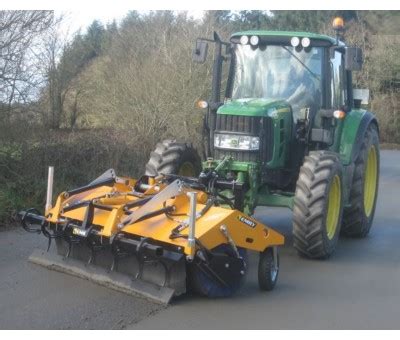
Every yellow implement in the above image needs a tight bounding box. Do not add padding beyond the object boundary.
[20,168,284,304]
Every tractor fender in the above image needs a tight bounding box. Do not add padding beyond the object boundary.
[339,109,379,166]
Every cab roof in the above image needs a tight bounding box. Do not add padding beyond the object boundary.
[231,30,342,46]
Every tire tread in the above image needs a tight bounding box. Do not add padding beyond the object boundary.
[293,150,344,259]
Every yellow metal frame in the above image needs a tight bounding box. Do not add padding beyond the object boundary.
[46,178,284,256]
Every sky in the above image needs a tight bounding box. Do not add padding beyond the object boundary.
[56,10,206,37]
[10,0,395,38]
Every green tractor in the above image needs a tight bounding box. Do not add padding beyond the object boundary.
[145,18,380,259]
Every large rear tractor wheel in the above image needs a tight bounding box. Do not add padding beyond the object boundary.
[342,124,380,237]
[293,151,344,259]
[145,140,202,177]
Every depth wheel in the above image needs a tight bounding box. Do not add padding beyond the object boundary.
[293,151,344,259]
[342,124,380,237]
[145,140,201,177]
[258,247,279,291]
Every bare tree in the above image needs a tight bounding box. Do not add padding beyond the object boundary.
[40,26,69,129]
[0,10,53,122]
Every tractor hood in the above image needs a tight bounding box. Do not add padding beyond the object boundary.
[217,98,291,117]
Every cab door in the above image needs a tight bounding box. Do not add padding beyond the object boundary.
[329,49,348,110]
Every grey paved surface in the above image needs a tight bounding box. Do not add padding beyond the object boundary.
[0,229,165,329]
[1,150,399,329]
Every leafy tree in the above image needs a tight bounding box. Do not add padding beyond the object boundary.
[234,11,271,30]
[84,20,106,58]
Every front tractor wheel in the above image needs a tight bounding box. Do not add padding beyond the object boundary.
[293,151,344,259]
[342,124,380,237]
[145,140,202,177]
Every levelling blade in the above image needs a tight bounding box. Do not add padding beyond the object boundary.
[28,248,175,305]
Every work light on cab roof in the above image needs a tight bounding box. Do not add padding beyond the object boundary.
[290,36,300,47]
[250,35,259,46]
[240,35,249,45]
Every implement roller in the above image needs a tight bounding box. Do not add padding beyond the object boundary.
[20,167,284,304]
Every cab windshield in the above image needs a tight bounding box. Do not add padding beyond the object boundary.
[231,44,323,116]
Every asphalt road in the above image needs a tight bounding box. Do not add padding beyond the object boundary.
[1,150,399,329]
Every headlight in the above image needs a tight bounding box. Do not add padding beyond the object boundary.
[214,133,259,151]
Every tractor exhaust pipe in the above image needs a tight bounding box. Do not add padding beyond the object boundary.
[45,166,54,213]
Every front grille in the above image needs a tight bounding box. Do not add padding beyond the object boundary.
[215,114,261,134]
[261,117,274,163]
[214,114,274,163]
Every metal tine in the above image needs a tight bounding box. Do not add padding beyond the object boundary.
[87,244,96,265]
[133,237,170,287]
[110,236,120,272]
[65,234,80,259]
[109,235,129,272]
[66,242,73,259]
[110,257,117,272]
[134,237,149,280]
[87,242,106,266]
[40,220,62,252]
[159,261,170,287]
[134,255,170,287]
[87,252,94,265]
[135,258,144,280]
[47,238,52,252]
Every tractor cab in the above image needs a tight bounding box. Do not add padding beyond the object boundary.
[229,32,326,123]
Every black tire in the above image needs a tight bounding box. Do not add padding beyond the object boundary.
[342,124,380,237]
[258,247,279,291]
[145,140,202,177]
[293,151,344,259]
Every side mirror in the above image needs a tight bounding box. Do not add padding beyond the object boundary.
[192,40,208,64]
[353,88,370,107]
[345,47,363,71]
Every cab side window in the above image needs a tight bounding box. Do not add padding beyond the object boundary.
[330,51,346,109]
